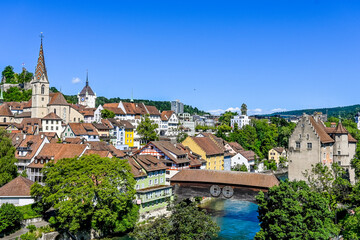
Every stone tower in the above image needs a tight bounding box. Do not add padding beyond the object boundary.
[77,71,96,108]
[31,37,49,118]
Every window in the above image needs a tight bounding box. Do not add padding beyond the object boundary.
[338,151,341,155]
[56,127,58,130]
[154,179,158,184]
[306,134,309,140]
[296,142,300,149]
[3,118,6,123]
[51,126,53,130]
[160,178,164,183]
[166,170,170,174]
[46,126,48,130]
[307,143,312,149]
[54,109,56,114]
[149,180,152,185]
[41,84,45,94]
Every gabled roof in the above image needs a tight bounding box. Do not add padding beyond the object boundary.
[140,141,190,164]
[228,142,244,153]
[28,143,87,169]
[128,158,147,178]
[132,155,167,172]
[191,136,224,156]
[42,112,62,120]
[16,135,47,160]
[14,111,31,118]
[68,123,99,136]
[161,110,174,121]
[309,117,334,144]
[83,149,112,158]
[273,147,285,154]
[92,122,111,131]
[103,106,125,115]
[239,150,258,161]
[170,169,279,189]
[48,92,69,106]
[0,176,34,196]
[146,105,160,115]
[87,141,126,158]
[0,103,14,117]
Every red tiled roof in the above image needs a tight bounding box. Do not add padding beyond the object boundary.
[102,106,125,115]
[161,110,174,121]
[146,105,160,115]
[309,117,334,144]
[83,149,112,158]
[273,147,285,154]
[42,112,62,120]
[48,92,69,106]
[170,169,279,189]
[128,158,147,178]
[87,141,126,158]
[334,122,348,134]
[0,176,34,196]
[0,103,13,117]
[228,142,244,153]
[132,155,168,172]
[239,150,258,161]
[28,143,87,168]
[69,123,99,136]
[191,136,224,156]
[16,135,47,160]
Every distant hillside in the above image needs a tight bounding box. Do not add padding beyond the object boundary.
[268,104,360,119]
[63,94,209,115]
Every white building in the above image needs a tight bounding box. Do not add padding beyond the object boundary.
[160,110,179,137]
[41,112,63,137]
[355,112,360,130]
[77,72,97,108]
[0,176,35,206]
[231,115,250,129]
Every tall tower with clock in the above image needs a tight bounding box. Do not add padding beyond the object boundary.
[77,71,96,108]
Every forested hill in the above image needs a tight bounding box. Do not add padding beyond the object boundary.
[63,94,209,115]
[268,104,360,119]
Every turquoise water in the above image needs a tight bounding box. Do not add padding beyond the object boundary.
[111,199,260,240]
[200,199,260,240]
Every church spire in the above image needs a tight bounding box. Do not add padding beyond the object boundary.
[35,32,48,82]
[86,70,89,87]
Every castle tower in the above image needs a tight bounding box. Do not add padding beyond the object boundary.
[77,71,96,108]
[31,35,50,118]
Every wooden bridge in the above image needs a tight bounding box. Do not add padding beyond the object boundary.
[170,169,279,203]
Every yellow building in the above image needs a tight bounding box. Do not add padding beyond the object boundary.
[125,128,134,147]
[268,147,287,164]
[182,136,224,170]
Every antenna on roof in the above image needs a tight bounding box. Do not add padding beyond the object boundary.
[131,88,134,102]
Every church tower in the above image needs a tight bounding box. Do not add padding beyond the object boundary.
[31,35,50,118]
[77,71,96,108]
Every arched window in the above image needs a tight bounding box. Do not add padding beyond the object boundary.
[41,84,45,95]
[54,109,56,114]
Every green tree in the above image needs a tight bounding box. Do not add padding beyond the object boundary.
[0,129,18,187]
[218,111,237,126]
[1,66,16,83]
[30,154,138,235]
[18,68,33,84]
[0,203,23,236]
[101,109,115,119]
[232,163,248,172]
[255,180,339,240]
[130,200,220,240]
[340,206,360,240]
[241,103,247,115]
[49,87,59,93]
[136,114,159,144]
[176,132,188,143]
[3,87,32,102]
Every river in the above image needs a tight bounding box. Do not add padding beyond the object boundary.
[113,199,259,240]
[200,199,259,240]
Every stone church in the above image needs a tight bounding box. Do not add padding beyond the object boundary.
[30,39,84,123]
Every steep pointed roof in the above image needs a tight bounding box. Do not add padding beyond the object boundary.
[35,39,48,82]
[334,121,348,134]
[79,72,95,96]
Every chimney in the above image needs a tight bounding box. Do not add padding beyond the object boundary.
[41,134,44,139]
[23,134,26,140]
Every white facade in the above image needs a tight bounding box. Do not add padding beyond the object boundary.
[231,115,250,129]
[41,119,62,137]
[0,197,34,206]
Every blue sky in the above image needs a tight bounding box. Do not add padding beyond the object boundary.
[1,1,360,115]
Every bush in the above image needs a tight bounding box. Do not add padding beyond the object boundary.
[16,204,41,220]
[0,203,23,235]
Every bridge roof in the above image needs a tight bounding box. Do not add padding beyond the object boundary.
[171,169,279,189]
